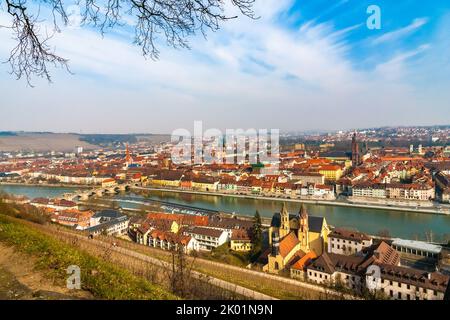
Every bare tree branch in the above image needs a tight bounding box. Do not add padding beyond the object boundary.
[3,0,70,85]
[1,0,256,85]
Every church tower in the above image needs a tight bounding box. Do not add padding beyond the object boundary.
[298,203,309,250]
[279,203,290,239]
[351,132,360,167]
[125,143,133,168]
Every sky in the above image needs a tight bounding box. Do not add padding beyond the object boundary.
[0,0,449,134]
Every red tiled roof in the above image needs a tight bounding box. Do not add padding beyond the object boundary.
[291,250,317,270]
[279,232,300,258]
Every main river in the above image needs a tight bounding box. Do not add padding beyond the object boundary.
[1,184,450,242]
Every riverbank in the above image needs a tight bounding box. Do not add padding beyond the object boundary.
[0,182,91,189]
[2,183,449,240]
[3,182,448,216]
[133,186,450,216]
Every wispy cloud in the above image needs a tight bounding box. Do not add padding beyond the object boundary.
[372,18,429,45]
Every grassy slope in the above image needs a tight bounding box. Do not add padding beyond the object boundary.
[0,214,177,300]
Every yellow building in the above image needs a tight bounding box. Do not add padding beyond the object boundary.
[230,229,254,252]
[318,165,343,182]
[191,176,219,192]
[151,170,183,187]
[230,241,253,252]
[263,203,330,274]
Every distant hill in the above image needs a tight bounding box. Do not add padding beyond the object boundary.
[78,134,171,147]
[0,132,172,152]
[0,133,98,152]
[0,132,18,137]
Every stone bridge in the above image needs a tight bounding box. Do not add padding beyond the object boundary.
[62,183,139,201]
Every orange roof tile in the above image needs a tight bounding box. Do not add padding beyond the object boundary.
[279,232,300,258]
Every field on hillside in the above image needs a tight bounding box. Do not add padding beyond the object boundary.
[0,133,98,152]
[0,215,177,300]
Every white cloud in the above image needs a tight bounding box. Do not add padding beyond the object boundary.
[372,18,429,45]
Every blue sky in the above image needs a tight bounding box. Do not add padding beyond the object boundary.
[0,0,449,134]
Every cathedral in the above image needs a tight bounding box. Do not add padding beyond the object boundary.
[263,203,330,274]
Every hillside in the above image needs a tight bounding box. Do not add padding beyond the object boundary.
[0,133,98,152]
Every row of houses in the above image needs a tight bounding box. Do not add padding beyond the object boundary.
[27,172,111,185]
[28,198,131,236]
[351,182,435,201]
[149,171,335,199]
[131,212,255,253]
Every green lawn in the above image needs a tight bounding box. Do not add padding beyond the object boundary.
[202,243,252,267]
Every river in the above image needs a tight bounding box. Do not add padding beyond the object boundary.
[1,184,449,242]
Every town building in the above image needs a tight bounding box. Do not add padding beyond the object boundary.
[306,241,402,294]
[371,263,449,300]
[391,238,442,260]
[289,171,325,186]
[147,230,199,253]
[87,209,129,236]
[183,226,229,251]
[54,209,94,229]
[318,165,343,182]
[230,229,253,252]
[263,204,330,274]
[328,228,373,255]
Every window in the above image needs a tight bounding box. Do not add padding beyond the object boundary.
[407,294,411,300]
[407,284,410,290]
[434,290,437,296]
[390,290,393,297]
[398,282,401,288]
[398,292,402,299]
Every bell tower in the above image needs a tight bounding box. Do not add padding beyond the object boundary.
[279,203,290,239]
[351,132,360,167]
[298,203,309,249]
[125,143,134,168]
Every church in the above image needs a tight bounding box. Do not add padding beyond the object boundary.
[263,203,330,275]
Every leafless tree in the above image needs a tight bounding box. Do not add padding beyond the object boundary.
[1,0,256,84]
